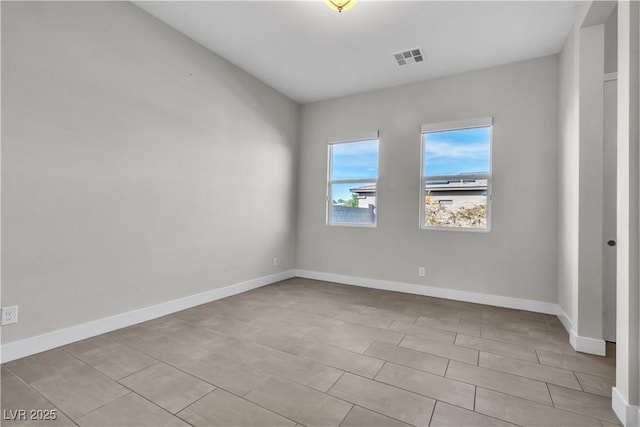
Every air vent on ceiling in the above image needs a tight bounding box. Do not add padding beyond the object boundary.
[393,48,424,67]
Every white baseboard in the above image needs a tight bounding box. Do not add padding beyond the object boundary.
[556,305,606,356]
[556,305,574,333]
[295,269,558,314]
[0,270,295,363]
[570,330,606,356]
[613,387,640,426]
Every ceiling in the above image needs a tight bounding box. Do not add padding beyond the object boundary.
[134,1,577,104]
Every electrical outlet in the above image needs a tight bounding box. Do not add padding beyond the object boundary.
[273,257,278,266]
[418,267,426,277]
[2,306,18,325]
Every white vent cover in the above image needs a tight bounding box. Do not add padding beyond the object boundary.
[393,48,424,67]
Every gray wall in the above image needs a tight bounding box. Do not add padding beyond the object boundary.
[1,1,299,343]
[605,5,618,74]
[297,56,559,303]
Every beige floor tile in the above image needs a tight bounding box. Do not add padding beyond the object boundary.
[119,363,215,413]
[359,307,418,324]
[375,363,475,410]
[197,314,261,339]
[301,343,383,378]
[481,327,576,353]
[469,318,543,335]
[455,334,539,363]
[388,321,456,344]
[251,317,317,338]
[287,301,344,317]
[479,352,581,389]
[178,388,295,427]
[73,342,157,380]
[247,329,315,356]
[446,360,552,405]
[335,310,394,329]
[303,328,375,353]
[339,322,405,345]
[430,401,517,427]
[202,302,275,323]
[140,317,226,349]
[575,372,615,398]
[245,376,352,427]
[1,281,619,427]
[528,324,570,342]
[130,335,212,366]
[340,406,411,427]
[251,350,343,392]
[206,337,276,366]
[537,350,615,378]
[475,388,601,426]
[364,342,448,376]
[75,393,188,426]
[30,365,129,419]
[169,306,216,324]
[414,317,481,337]
[61,335,116,357]
[5,350,86,384]
[2,366,15,381]
[1,376,76,427]
[405,307,464,323]
[138,316,195,334]
[177,353,270,396]
[400,335,479,365]
[106,325,168,347]
[264,308,345,329]
[327,373,434,426]
[548,384,620,424]
[601,420,623,427]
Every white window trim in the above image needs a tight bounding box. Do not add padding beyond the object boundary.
[420,117,493,232]
[327,132,380,227]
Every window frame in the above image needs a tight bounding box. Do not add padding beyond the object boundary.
[419,117,493,232]
[326,132,380,228]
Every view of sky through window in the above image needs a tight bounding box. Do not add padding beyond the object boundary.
[331,139,378,200]
[423,127,491,177]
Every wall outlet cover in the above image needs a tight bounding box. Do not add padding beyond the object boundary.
[2,306,18,325]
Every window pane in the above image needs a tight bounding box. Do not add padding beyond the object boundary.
[331,139,379,180]
[423,127,490,177]
[330,182,376,225]
[425,188,487,229]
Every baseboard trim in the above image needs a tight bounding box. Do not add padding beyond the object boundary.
[295,269,557,314]
[0,270,295,363]
[570,331,606,356]
[555,305,574,333]
[613,386,640,426]
[556,305,606,356]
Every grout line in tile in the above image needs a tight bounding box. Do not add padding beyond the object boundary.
[545,382,555,407]
[443,358,452,377]
[473,386,477,411]
[572,370,586,392]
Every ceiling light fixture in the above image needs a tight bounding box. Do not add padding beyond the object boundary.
[325,0,358,13]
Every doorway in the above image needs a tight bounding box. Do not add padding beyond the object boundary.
[603,75,617,343]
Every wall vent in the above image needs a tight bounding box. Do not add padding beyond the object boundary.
[393,48,424,67]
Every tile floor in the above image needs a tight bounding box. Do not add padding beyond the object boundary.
[1,278,620,426]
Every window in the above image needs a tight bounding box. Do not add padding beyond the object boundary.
[421,117,492,231]
[327,133,379,226]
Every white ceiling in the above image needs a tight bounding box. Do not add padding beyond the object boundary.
[135,1,577,104]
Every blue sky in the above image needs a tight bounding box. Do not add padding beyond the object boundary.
[331,139,379,181]
[330,139,378,201]
[423,127,491,176]
[330,129,490,202]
